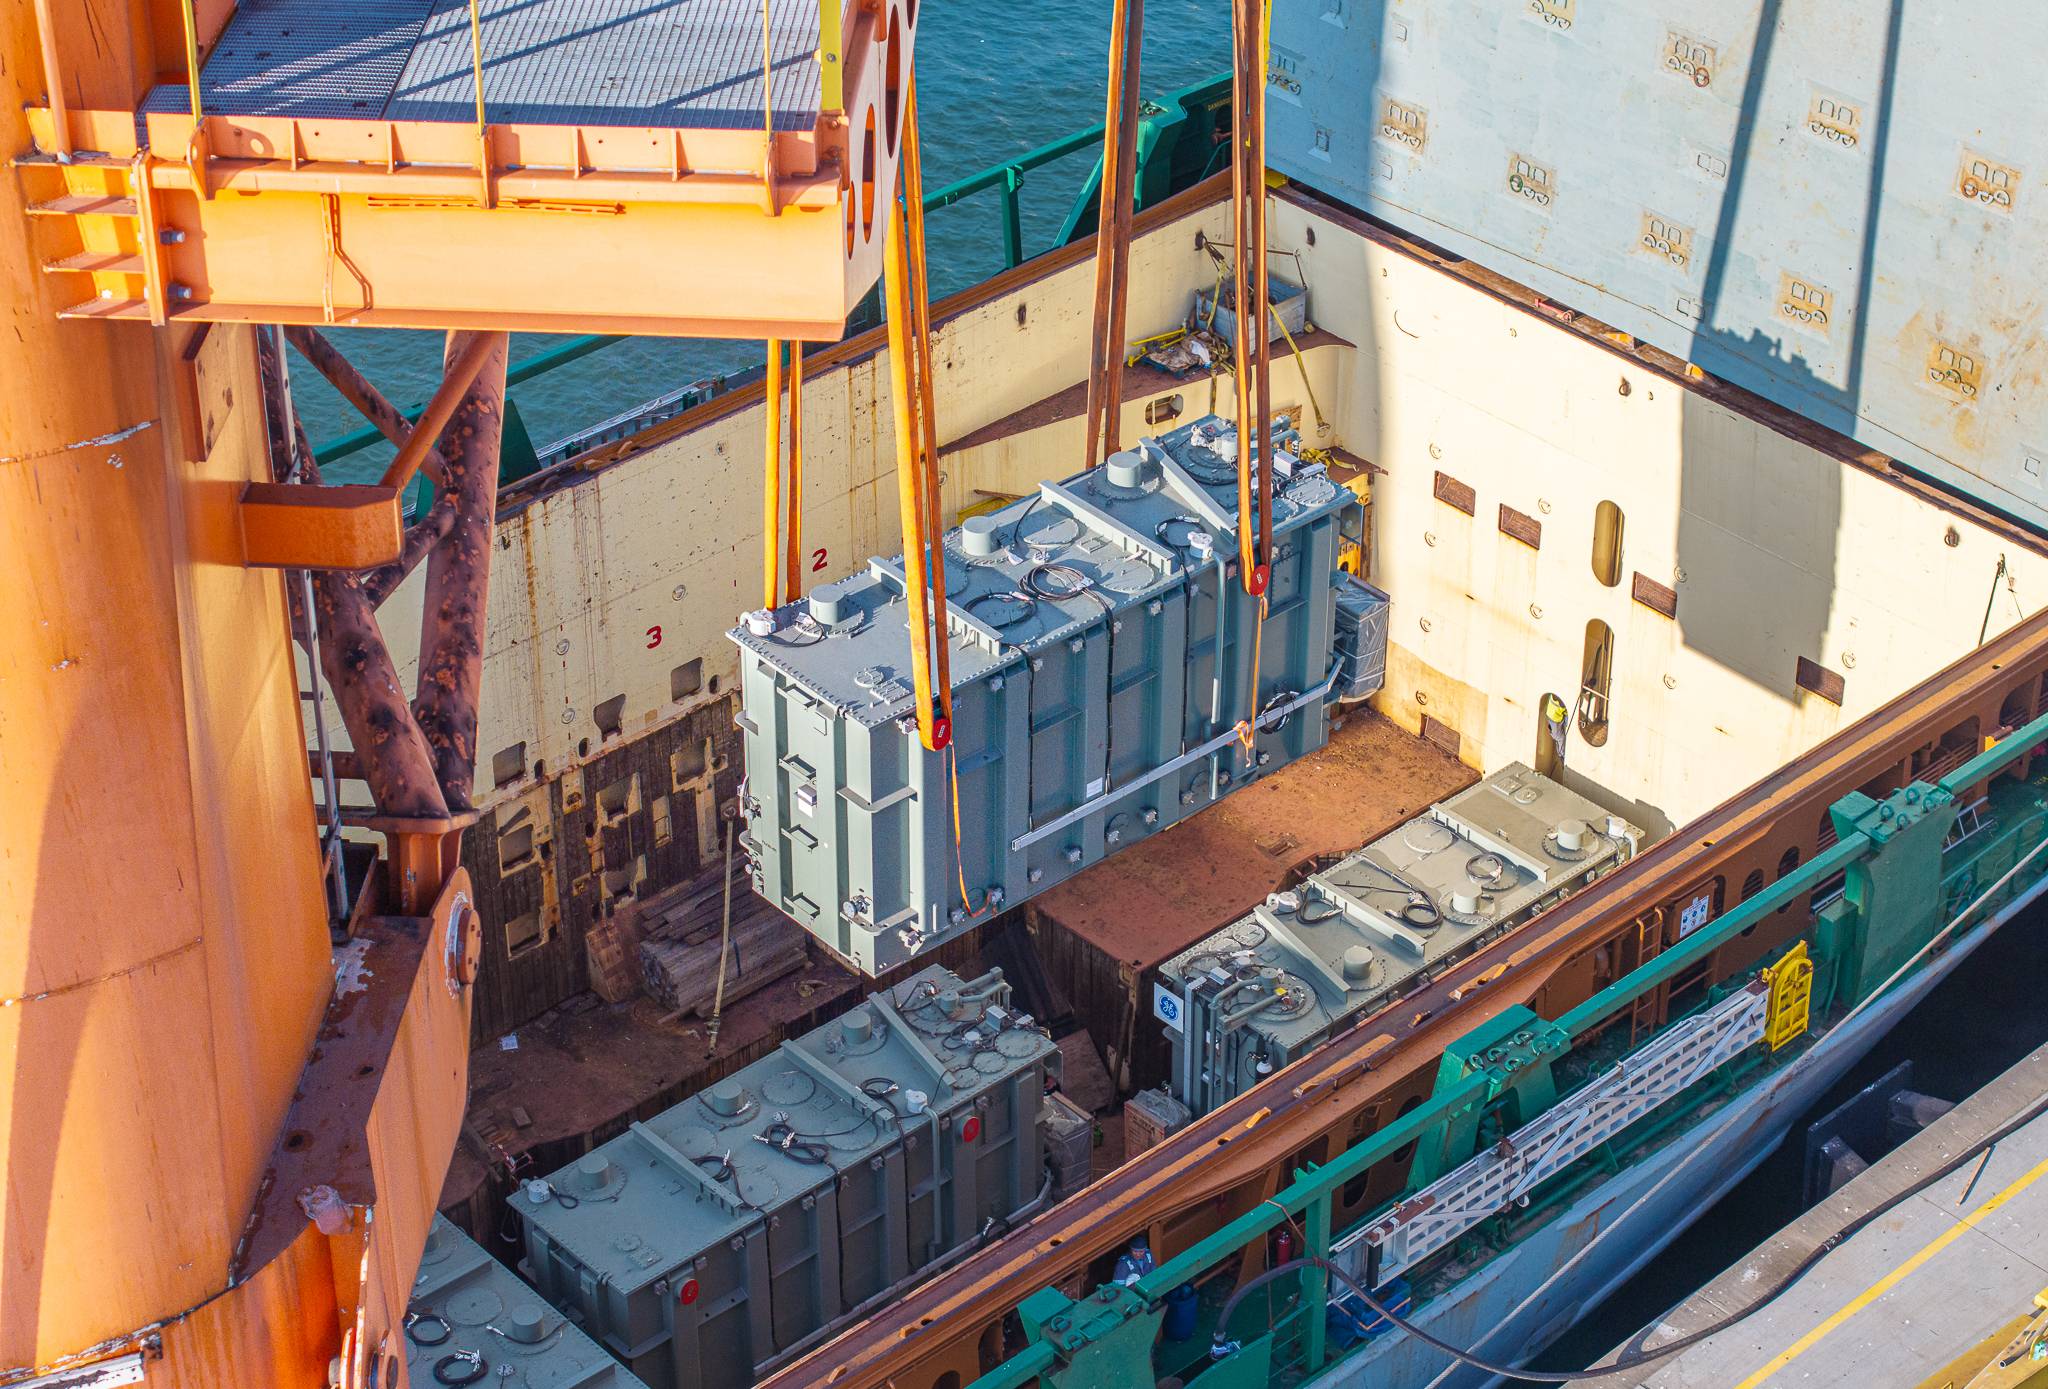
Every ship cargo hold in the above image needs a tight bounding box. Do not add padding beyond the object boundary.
[417,165,2048,1388]
[17,0,2048,1388]
[408,160,2048,1386]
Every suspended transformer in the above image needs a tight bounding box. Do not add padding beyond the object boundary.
[732,414,1377,974]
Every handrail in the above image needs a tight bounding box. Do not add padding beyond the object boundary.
[309,72,1232,469]
[921,123,1103,209]
[314,333,623,465]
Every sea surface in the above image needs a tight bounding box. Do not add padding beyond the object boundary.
[297,1,1234,479]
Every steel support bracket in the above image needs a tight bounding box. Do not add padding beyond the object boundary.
[1407,1006,1568,1188]
[1828,781,1957,1002]
[1015,1284,1165,1389]
[238,481,403,569]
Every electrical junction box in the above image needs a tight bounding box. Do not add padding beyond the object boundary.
[1122,1086,1193,1158]
[1331,574,1389,701]
[1158,765,1640,1115]
[733,415,1365,974]
[514,965,1056,1389]
[1040,1091,1095,1200]
[408,1215,650,1388]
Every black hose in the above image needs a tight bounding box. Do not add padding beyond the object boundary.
[1344,858,1444,931]
[1011,494,1082,555]
[756,1121,833,1165]
[1257,688,1301,737]
[1024,562,1109,610]
[433,1351,489,1386]
[1295,892,1345,925]
[404,1309,452,1347]
[1401,899,1445,930]
[1210,1081,2048,1381]
[1155,514,1210,552]
[966,590,1037,628]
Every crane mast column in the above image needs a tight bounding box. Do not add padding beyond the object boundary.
[2,10,483,1386]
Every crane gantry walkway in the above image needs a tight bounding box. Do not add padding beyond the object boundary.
[22,0,905,335]
[137,0,825,130]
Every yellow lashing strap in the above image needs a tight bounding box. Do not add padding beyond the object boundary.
[901,81,954,735]
[1268,299,1328,435]
[881,184,940,750]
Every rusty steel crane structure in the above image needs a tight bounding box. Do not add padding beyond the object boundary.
[1,2,913,1386]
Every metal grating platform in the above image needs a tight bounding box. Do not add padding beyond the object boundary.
[141,1,436,120]
[140,0,821,130]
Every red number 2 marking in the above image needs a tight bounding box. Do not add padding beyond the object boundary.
[811,547,829,573]
[645,625,662,649]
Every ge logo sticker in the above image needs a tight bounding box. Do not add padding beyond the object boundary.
[1153,983,1184,1030]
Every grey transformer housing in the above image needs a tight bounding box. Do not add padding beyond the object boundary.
[732,414,1382,974]
[513,965,1057,1389]
[1154,765,1642,1117]
[408,1216,650,1388]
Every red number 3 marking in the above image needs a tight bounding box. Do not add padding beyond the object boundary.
[645,625,662,649]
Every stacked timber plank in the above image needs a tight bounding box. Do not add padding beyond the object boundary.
[584,910,644,1004]
[636,868,808,1018]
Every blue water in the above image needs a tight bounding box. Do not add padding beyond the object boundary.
[299,1,1233,479]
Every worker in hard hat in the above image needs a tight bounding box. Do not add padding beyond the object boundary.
[1544,692,1570,768]
[1115,1235,1156,1286]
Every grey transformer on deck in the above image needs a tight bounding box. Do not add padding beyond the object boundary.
[512,966,1057,1389]
[732,414,1381,975]
[408,1216,650,1389]
[1153,765,1641,1117]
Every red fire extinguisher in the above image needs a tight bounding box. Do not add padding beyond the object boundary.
[1272,1224,1296,1265]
